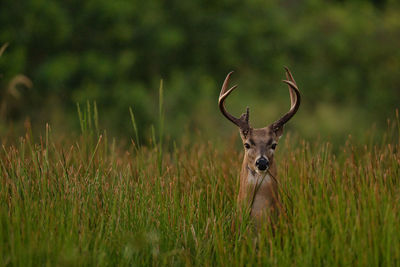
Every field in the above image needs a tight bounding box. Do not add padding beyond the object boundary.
[2,0,400,265]
[0,104,399,266]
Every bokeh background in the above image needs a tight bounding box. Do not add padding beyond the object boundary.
[1,0,399,143]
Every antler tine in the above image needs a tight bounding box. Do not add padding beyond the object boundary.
[219,71,238,99]
[218,72,250,134]
[271,68,301,132]
[284,66,296,84]
[284,66,297,108]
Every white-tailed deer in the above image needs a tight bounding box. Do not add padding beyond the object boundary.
[219,67,300,221]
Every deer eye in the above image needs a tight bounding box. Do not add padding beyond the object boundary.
[244,143,250,149]
[271,143,277,150]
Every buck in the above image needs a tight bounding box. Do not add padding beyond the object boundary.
[218,67,300,221]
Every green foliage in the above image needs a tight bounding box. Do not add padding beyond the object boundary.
[0,0,400,141]
[0,108,399,266]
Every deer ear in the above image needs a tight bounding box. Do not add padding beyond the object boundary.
[239,128,250,139]
[239,129,247,139]
[273,126,284,138]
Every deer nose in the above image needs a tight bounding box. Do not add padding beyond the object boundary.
[256,157,269,171]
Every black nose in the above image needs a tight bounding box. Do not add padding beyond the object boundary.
[256,157,269,171]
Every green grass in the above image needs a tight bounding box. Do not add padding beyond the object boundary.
[0,106,399,266]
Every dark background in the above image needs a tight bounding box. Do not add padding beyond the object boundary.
[1,0,399,143]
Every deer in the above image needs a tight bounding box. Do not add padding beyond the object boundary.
[218,67,300,223]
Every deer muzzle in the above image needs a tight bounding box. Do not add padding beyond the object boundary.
[255,156,269,171]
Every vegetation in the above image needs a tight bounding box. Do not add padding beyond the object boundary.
[0,102,399,266]
[1,0,399,265]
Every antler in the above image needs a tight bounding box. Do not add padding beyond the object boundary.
[270,67,301,132]
[218,71,251,135]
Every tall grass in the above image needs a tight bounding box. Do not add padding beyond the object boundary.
[0,106,399,266]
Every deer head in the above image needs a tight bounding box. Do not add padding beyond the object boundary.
[218,67,300,175]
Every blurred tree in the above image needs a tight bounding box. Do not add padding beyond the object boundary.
[0,0,399,141]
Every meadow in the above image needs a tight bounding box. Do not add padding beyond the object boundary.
[0,100,399,266]
[1,0,400,265]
